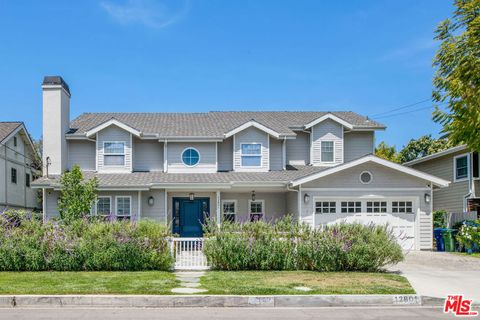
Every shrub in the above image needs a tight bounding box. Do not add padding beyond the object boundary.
[456,220,480,251]
[203,217,403,272]
[433,210,448,228]
[0,210,174,271]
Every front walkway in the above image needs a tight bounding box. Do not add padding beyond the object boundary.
[388,251,480,303]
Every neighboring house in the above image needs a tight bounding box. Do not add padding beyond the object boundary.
[32,76,449,250]
[0,122,41,211]
[405,145,480,221]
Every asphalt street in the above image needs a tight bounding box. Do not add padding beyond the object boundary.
[0,306,456,320]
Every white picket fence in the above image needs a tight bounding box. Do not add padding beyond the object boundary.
[169,237,209,270]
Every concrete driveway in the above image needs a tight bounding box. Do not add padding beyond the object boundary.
[388,251,480,303]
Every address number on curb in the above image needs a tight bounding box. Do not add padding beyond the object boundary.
[248,297,274,305]
[393,295,421,305]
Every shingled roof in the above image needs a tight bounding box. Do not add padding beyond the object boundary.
[0,122,22,143]
[67,111,385,138]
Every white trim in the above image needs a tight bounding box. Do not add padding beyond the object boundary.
[301,187,431,191]
[298,185,302,221]
[42,188,46,222]
[453,153,470,183]
[359,171,373,185]
[86,119,141,138]
[164,140,168,172]
[181,147,201,167]
[248,199,265,220]
[215,142,218,172]
[138,190,142,220]
[103,141,126,167]
[164,190,168,225]
[216,191,221,226]
[224,120,281,139]
[404,145,468,166]
[221,199,237,215]
[232,134,236,171]
[304,113,354,130]
[290,155,450,187]
[129,134,133,172]
[240,143,262,168]
[95,133,98,171]
[282,138,286,170]
[320,140,335,164]
[95,196,112,216]
[115,195,132,218]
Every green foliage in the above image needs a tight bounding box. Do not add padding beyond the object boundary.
[456,220,480,250]
[203,217,403,272]
[432,0,480,151]
[58,165,98,223]
[398,135,452,163]
[0,210,173,271]
[375,141,400,163]
[433,210,448,229]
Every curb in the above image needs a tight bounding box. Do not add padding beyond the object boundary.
[0,294,447,308]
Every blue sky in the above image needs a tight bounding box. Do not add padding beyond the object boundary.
[0,0,453,149]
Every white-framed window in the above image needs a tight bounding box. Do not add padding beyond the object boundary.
[454,153,469,182]
[321,141,334,163]
[392,201,413,213]
[182,147,200,167]
[341,201,361,213]
[104,141,126,166]
[115,196,131,220]
[315,201,336,214]
[96,196,112,216]
[248,199,264,221]
[241,143,262,167]
[221,200,237,222]
[366,201,387,213]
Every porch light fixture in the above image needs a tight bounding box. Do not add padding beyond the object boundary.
[304,193,310,204]
[189,193,195,201]
[251,190,256,202]
[424,193,431,204]
[148,196,154,206]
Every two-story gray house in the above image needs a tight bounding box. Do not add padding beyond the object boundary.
[0,122,40,211]
[32,76,449,250]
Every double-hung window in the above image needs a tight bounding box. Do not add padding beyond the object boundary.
[321,141,334,163]
[221,200,237,222]
[241,143,262,167]
[97,197,111,217]
[454,154,469,182]
[104,142,126,166]
[249,200,264,222]
[116,196,131,220]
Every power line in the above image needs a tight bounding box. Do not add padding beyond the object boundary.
[369,98,432,118]
[372,104,437,119]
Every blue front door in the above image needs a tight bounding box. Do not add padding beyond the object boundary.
[172,198,209,237]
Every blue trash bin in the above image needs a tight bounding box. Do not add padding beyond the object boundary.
[434,228,445,251]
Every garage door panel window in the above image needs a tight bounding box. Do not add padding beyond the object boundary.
[366,201,387,213]
[392,201,413,213]
[315,201,336,214]
[341,201,361,213]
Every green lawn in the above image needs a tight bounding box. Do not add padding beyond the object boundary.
[0,272,178,295]
[200,271,415,295]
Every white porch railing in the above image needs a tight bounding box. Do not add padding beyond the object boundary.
[169,237,209,270]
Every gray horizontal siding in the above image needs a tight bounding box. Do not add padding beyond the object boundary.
[286,131,310,165]
[220,192,287,222]
[233,127,269,172]
[217,137,233,171]
[140,189,166,222]
[344,131,374,162]
[68,140,95,171]
[311,119,343,166]
[269,137,283,171]
[133,139,163,172]
[167,142,217,173]
[97,125,132,173]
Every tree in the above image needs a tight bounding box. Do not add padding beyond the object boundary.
[432,0,480,151]
[398,135,452,163]
[58,165,98,223]
[375,141,400,163]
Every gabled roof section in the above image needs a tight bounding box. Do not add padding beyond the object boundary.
[304,113,354,129]
[85,118,142,138]
[290,155,450,187]
[404,145,468,166]
[224,120,282,138]
[0,122,40,160]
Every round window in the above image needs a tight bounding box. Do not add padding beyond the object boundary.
[360,171,373,184]
[182,148,200,166]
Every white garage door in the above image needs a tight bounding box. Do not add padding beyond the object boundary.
[314,199,416,250]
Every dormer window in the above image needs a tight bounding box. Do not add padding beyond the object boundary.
[104,142,125,166]
[321,141,334,163]
[241,143,262,167]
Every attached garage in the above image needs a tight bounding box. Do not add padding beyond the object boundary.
[290,155,450,250]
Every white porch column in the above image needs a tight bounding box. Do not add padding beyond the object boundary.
[164,190,168,226]
[216,190,221,226]
[282,137,286,170]
[137,190,142,220]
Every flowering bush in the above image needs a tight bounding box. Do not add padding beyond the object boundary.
[203,216,403,272]
[0,210,174,271]
[456,220,480,251]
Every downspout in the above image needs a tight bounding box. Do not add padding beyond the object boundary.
[286,183,300,220]
[463,152,474,213]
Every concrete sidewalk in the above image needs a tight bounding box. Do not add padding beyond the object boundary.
[388,251,480,303]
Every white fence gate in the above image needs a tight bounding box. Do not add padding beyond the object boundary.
[169,237,209,270]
